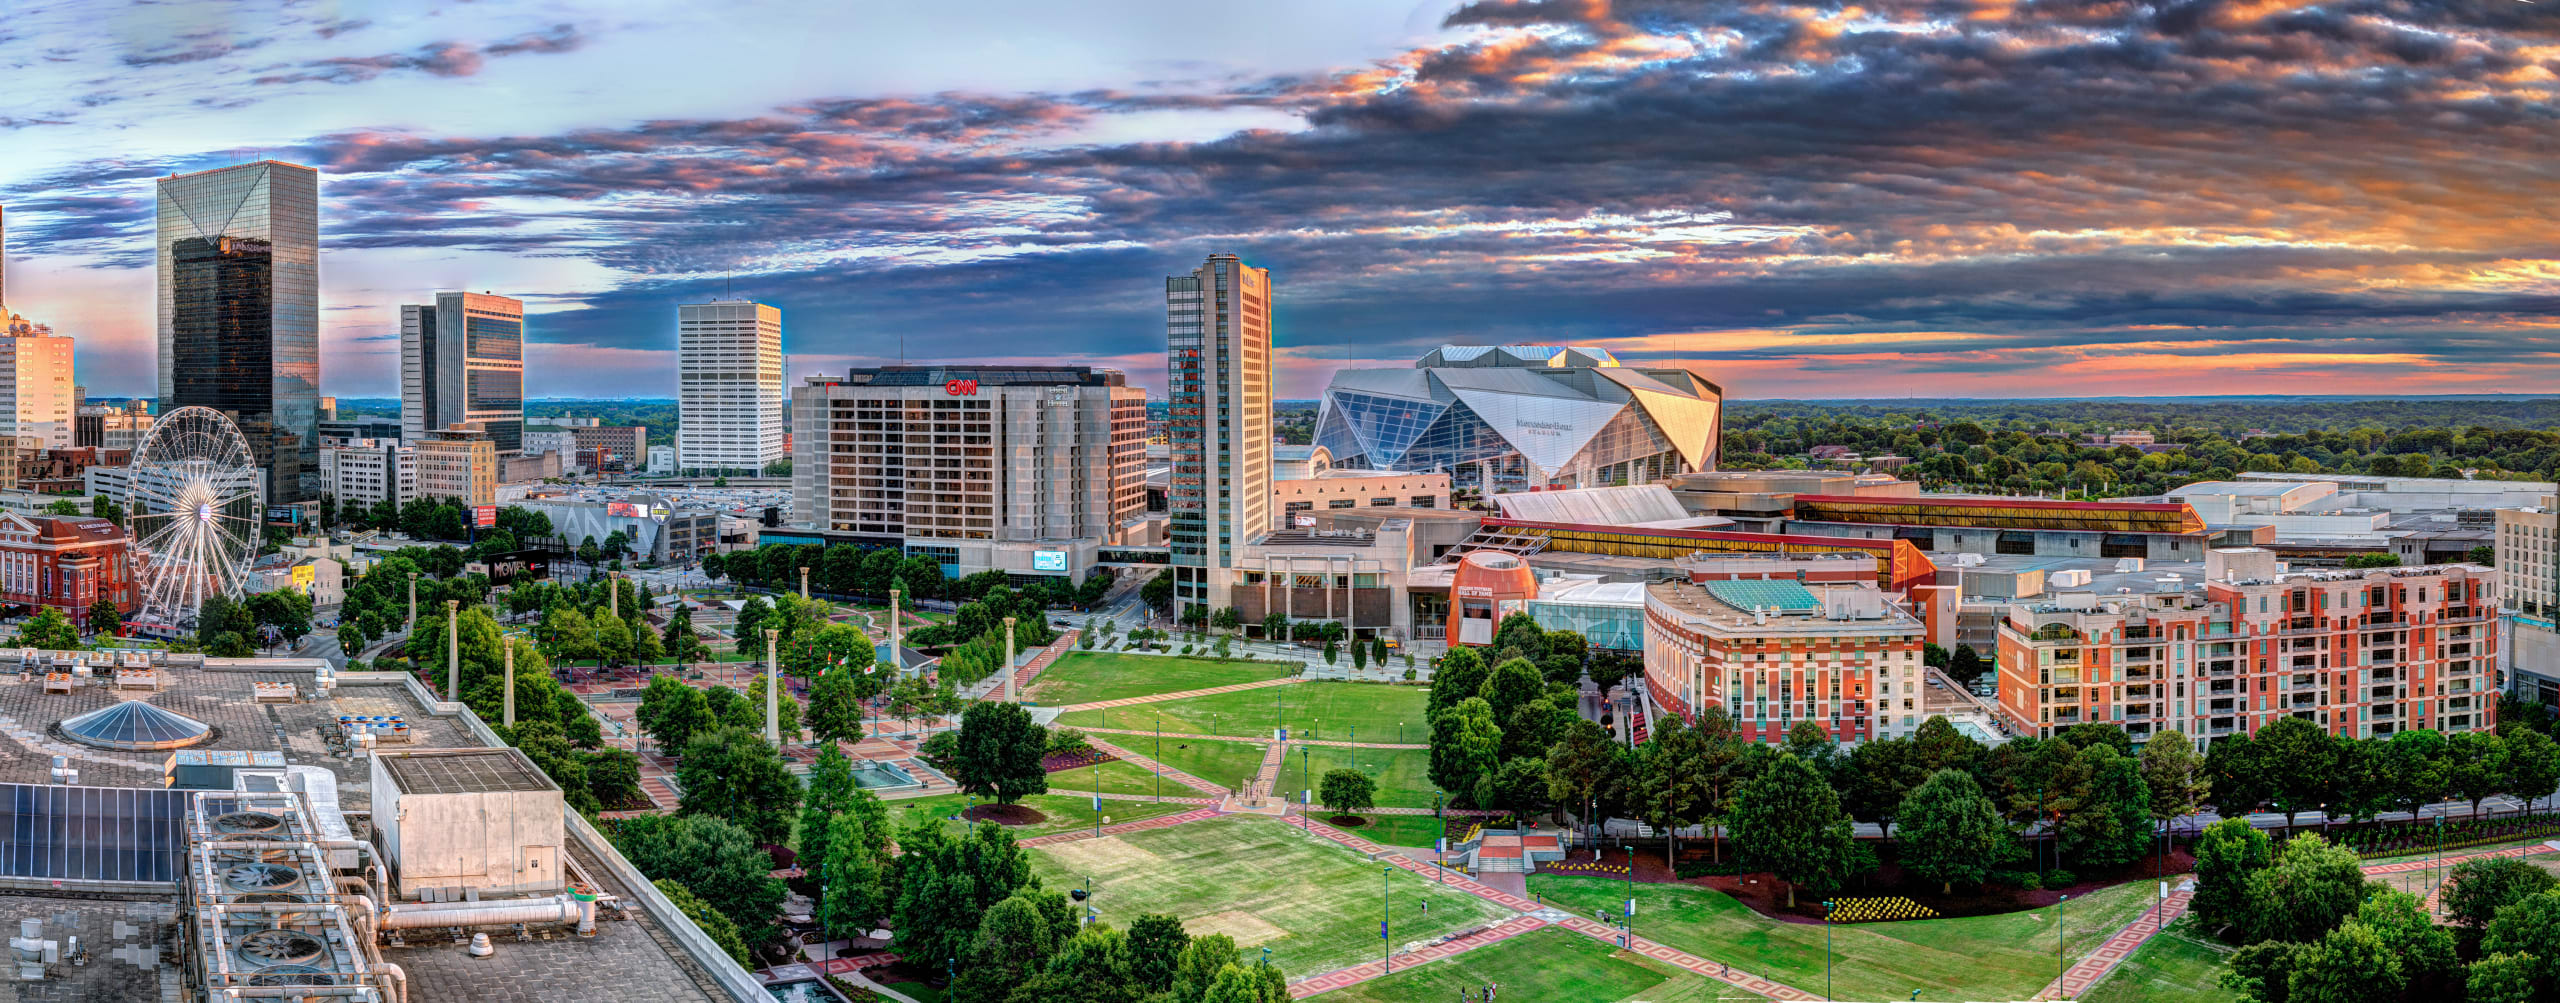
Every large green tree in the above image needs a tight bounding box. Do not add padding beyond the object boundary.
[2053,742,2153,871]
[613,813,784,932]
[2479,890,2560,994]
[952,701,1050,804]
[805,665,867,746]
[2254,717,2340,829]
[2245,834,2366,945]
[1637,714,1712,866]
[1842,737,1925,842]
[675,727,802,844]
[1897,768,2011,894]
[2447,858,2559,954]
[1730,752,1857,907]
[891,818,1032,969]
[2139,728,2210,832]
[1317,769,1376,816]
[1426,647,1489,721]
[2191,818,2274,940]
[1427,696,1502,806]
[636,674,712,753]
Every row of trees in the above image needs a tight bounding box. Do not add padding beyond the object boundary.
[706,540,1112,609]
[2193,820,2560,1003]
[2199,717,2560,825]
[198,591,313,656]
[1729,400,2560,495]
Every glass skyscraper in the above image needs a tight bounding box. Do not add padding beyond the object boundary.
[402,292,525,453]
[157,161,321,503]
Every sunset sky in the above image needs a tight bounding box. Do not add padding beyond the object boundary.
[2,0,2556,401]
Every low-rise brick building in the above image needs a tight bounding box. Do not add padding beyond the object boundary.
[0,513,133,627]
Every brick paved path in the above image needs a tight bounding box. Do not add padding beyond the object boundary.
[1280,815,1823,999]
[1253,741,1287,799]
[1004,630,1078,696]
[1056,676,1300,712]
[2036,840,2560,1000]
[2033,887,2192,1000]
[1019,807,1225,847]
[1088,737,1232,797]
[1080,725,1426,750]
[1284,915,1550,998]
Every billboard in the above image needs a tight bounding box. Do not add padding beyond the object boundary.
[477,550,551,586]
[290,564,316,594]
[1032,550,1068,573]
[1293,514,1317,528]
[605,501,646,519]
[473,505,497,528]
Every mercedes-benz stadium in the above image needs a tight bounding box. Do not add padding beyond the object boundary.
[1312,345,1722,492]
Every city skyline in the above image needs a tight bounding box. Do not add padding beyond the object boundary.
[2,1,2557,402]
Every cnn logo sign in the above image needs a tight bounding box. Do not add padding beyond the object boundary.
[944,379,978,396]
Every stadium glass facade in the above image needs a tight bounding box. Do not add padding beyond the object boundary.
[1314,345,1721,492]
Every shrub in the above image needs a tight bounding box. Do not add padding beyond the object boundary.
[2018,873,2044,891]
[2042,869,2076,889]
[918,730,960,770]
[1987,869,2036,889]
[1403,668,1418,681]
[1045,727,1092,756]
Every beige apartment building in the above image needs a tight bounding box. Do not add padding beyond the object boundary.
[415,425,496,507]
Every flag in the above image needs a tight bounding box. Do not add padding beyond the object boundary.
[1380,921,1388,939]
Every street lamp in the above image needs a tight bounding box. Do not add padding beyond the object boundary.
[1823,899,1835,1002]
[1381,865,1394,974]
[2057,893,2071,1000]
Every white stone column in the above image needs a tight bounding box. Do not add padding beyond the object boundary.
[503,640,517,727]
[445,600,460,699]
[407,574,419,633]
[800,566,810,600]
[765,628,782,744]
[889,588,903,672]
[1004,616,1018,702]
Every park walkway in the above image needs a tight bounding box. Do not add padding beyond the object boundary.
[1018,807,1224,848]
[1279,814,1821,999]
[1078,725,1427,750]
[2034,837,2560,1000]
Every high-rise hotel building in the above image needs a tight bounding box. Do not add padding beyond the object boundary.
[787,365,1148,582]
[0,206,76,451]
[1165,254,1272,611]
[402,292,525,454]
[676,300,784,475]
[156,161,321,503]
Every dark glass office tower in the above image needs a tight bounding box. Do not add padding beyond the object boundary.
[157,161,320,503]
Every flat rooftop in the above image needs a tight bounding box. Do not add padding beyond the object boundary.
[1645,579,1921,636]
[0,664,728,1002]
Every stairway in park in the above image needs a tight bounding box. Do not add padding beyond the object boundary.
[1254,741,1287,802]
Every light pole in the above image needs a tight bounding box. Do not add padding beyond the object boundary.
[2057,893,2070,1000]
[1301,745,1311,805]
[1154,721,1162,804]
[1381,865,1393,974]
[1823,899,1834,1001]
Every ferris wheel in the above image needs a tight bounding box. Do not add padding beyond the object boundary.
[125,406,262,629]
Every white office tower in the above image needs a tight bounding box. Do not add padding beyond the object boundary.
[1165,254,1272,611]
[676,300,784,475]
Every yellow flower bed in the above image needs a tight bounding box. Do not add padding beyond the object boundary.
[1826,896,1939,923]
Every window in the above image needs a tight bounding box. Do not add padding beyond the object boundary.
[1327,498,1355,509]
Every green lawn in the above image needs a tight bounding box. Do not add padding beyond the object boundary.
[1310,927,1764,1002]
[2080,916,2238,1003]
[1143,738,1273,795]
[1048,758,1181,799]
[1328,814,1447,850]
[889,792,1194,840]
[1025,652,1298,706]
[1525,874,2159,1002]
[1056,681,1430,741]
[1279,745,1439,809]
[1026,815,1513,976]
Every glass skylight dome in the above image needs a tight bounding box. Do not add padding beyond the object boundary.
[59,701,212,750]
